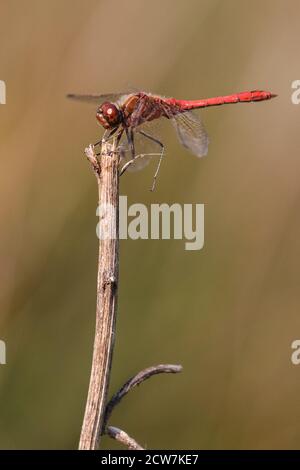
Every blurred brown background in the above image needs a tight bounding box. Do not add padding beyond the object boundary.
[0,0,299,450]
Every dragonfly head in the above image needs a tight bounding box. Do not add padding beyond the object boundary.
[96,102,122,129]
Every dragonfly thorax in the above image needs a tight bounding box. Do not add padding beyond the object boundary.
[96,102,122,129]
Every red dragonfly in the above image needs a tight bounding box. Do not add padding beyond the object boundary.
[67,90,276,190]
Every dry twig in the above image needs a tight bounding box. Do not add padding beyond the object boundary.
[106,426,144,451]
[79,141,120,450]
[104,364,183,430]
[78,142,182,451]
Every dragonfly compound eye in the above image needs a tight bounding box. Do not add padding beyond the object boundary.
[96,102,121,129]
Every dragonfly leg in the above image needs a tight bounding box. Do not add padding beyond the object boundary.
[119,127,136,174]
[125,127,135,160]
[138,130,164,192]
[102,127,120,143]
[94,130,107,148]
[95,128,124,157]
[94,127,120,148]
[120,152,162,176]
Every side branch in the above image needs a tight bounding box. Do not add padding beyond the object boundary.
[103,364,182,430]
[106,426,144,450]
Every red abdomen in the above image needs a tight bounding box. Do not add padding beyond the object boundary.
[165,90,276,112]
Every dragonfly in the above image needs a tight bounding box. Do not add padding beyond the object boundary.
[67,90,276,190]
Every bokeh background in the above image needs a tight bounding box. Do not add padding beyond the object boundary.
[0,0,299,450]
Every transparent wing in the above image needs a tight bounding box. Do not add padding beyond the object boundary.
[66,92,127,104]
[119,123,163,173]
[171,111,209,157]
